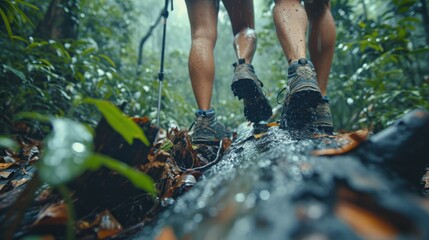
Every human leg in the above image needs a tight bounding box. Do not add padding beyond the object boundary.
[272,0,308,63]
[306,1,335,133]
[185,0,219,111]
[224,0,272,122]
[273,0,322,129]
[223,0,256,63]
[305,0,336,96]
[186,0,226,143]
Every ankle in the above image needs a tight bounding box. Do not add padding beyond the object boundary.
[195,108,215,117]
[287,58,315,76]
[322,96,330,103]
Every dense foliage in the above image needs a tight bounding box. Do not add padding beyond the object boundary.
[1,0,428,133]
[0,0,428,238]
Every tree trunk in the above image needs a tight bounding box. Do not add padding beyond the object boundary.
[35,0,79,40]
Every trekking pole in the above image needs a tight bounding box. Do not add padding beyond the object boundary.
[156,0,173,130]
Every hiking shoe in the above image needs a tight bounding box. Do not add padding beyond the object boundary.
[280,58,322,129]
[189,109,227,145]
[309,98,334,134]
[231,59,272,123]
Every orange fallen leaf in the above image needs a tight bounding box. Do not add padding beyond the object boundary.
[33,203,68,226]
[254,132,267,139]
[0,163,18,170]
[267,122,279,127]
[76,209,123,240]
[156,226,177,240]
[97,210,123,239]
[35,187,53,202]
[336,201,398,239]
[312,129,369,156]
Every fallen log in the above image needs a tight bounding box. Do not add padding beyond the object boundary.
[1,110,428,239]
[118,109,429,240]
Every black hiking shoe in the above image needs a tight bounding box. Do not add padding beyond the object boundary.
[309,97,334,134]
[231,59,272,123]
[280,58,322,129]
[189,109,227,145]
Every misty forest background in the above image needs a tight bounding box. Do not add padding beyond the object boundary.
[1,0,429,135]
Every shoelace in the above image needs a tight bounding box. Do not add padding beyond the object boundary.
[190,117,216,134]
[276,86,290,104]
[276,65,317,104]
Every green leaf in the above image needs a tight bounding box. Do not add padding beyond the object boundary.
[84,98,150,146]
[160,139,173,152]
[11,35,28,43]
[39,118,93,185]
[3,64,26,81]
[87,153,156,195]
[82,47,96,56]
[6,0,34,27]
[0,136,17,149]
[15,0,39,11]
[99,54,116,67]
[0,8,13,40]
[14,112,51,122]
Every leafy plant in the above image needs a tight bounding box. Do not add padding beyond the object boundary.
[0,0,37,40]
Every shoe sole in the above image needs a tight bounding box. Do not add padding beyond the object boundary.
[231,79,273,122]
[284,90,322,129]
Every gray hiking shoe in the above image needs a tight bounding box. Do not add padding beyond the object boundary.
[231,59,272,123]
[280,58,322,129]
[189,109,227,144]
[309,98,334,134]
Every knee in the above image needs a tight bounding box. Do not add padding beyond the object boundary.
[191,31,217,49]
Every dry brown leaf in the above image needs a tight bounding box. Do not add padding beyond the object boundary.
[312,129,369,156]
[312,141,360,156]
[0,171,14,179]
[76,209,123,239]
[156,226,177,240]
[336,201,398,239]
[33,203,68,226]
[267,122,279,127]
[11,178,29,188]
[96,210,123,239]
[0,163,18,170]
[35,187,53,202]
[254,132,267,139]
[221,137,232,151]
